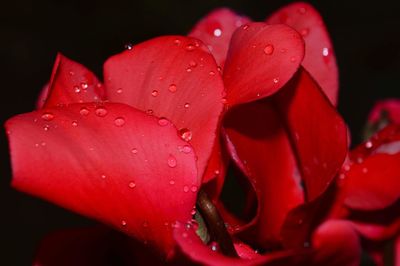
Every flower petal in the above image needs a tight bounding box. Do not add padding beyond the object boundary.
[5,103,198,256]
[343,154,400,210]
[267,2,339,105]
[43,53,103,108]
[174,222,306,266]
[311,220,361,266]
[223,22,304,106]
[189,8,251,68]
[36,83,50,109]
[368,99,400,124]
[224,100,304,248]
[104,36,225,180]
[274,68,347,201]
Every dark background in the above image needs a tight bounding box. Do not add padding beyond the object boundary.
[1,0,400,265]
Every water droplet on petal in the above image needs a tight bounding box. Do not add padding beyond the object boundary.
[191,185,198,192]
[185,44,195,51]
[151,90,159,97]
[298,7,307,14]
[209,71,215,76]
[121,220,127,226]
[210,242,219,252]
[169,180,175,185]
[322,47,329,57]
[131,148,138,154]
[174,39,181,46]
[128,181,136,188]
[168,84,177,93]
[181,145,192,154]
[365,141,373,149]
[74,86,81,93]
[158,117,169,126]
[184,103,190,108]
[179,128,193,141]
[300,28,309,37]
[146,109,154,116]
[189,60,197,67]
[183,185,189,192]
[213,28,222,37]
[101,174,107,179]
[125,43,133,50]
[43,125,50,131]
[290,56,297,62]
[263,44,274,55]
[71,121,78,127]
[273,78,280,84]
[80,107,89,116]
[167,155,177,168]
[41,112,54,121]
[362,168,368,174]
[114,117,125,127]
[95,107,108,117]
[116,88,123,94]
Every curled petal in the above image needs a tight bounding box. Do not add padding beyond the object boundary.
[189,8,251,68]
[223,22,304,106]
[104,36,225,180]
[5,103,198,255]
[43,53,103,108]
[267,2,339,105]
[274,68,347,201]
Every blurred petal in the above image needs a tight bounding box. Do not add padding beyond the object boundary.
[189,8,251,68]
[274,68,347,201]
[368,99,400,124]
[223,23,304,106]
[311,220,361,266]
[224,100,304,248]
[6,103,198,255]
[43,53,103,108]
[267,2,339,105]
[104,36,225,180]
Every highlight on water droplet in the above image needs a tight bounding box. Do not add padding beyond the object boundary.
[179,128,193,141]
[183,185,189,192]
[80,107,90,116]
[365,141,373,149]
[116,88,123,94]
[273,77,280,84]
[167,155,177,168]
[128,181,136,188]
[95,107,108,117]
[213,28,222,37]
[71,121,78,127]
[158,117,169,127]
[181,145,192,154]
[43,125,50,131]
[189,60,197,67]
[81,82,88,90]
[210,241,219,252]
[114,117,126,127]
[74,86,81,93]
[322,47,329,57]
[121,220,127,226]
[209,71,215,76]
[124,43,133,50]
[185,44,195,51]
[263,44,274,55]
[168,84,177,93]
[191,185,198,192]
[131,148,138,154]
[101,174,107,179]
[174,39,181,46]
[184,103,190,109]
[169,179,175,185]
[151,90,159,97]
[41,112,54,121]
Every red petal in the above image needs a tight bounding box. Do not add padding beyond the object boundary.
[311,220,361,266]
[36,83,50,109]
[173,222,305,266]
[343,154,400,210]
[5,103,198,256]
[224,100,304,248]
[368,99,400,124]
[43,53,103,108]
[267,3,339,105]
[351,218,400,241]
[104,36,225,180]
[189,8,251,68]
[274,68,347,201]
[223,22,305,106]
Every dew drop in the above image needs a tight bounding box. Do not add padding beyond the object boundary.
[71,121,78,127]
[298,7,307,14]
[80,107,90,116]
[181,145,192,154]
[184,103,190,109]
[146,109,154,116]
[81,82,88,89]
[124,43,133,50]
[121,220,127,226]
[174,39,182,46]
[41,141,46,146]
[101,174,107,179]
[243,25,249,30]
[185,44,195,51]
[168,84,177,93]
[179,128,193,141]
[273,78,280,84]
[167,155,177,168]
[43,125,50,131]
[158,117,169,126]
[95,107,108,117]
[365,141,373,149]
[189,60,197,67]
[213,28,222,37]
[300,28,309,37]
[41,112,54,121]
[114,117,126,127]
[169,180,175,185]
[362,167,368,174]
[209,71,216,76]
[322,47,329,57]
[151,90,159,97]
[74,86,81,93]
[263,44,274,55]
[183,185,189,192]
[116,88,123,94]
[191,185,198,192]
[290,56,297,62]
[210,242,219,252]
[128,181,136,188]
[131,148,138,154]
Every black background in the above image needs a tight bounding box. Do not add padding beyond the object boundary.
[1,0,400,265]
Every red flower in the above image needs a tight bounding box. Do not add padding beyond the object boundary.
[5,2,398,266]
